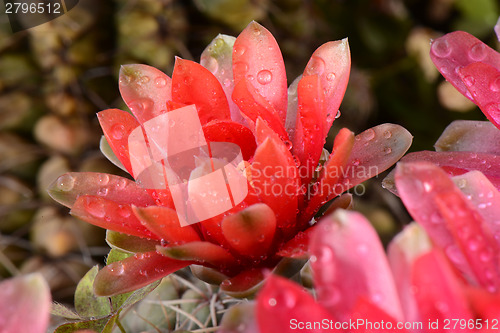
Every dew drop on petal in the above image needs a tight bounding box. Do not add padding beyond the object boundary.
[233,45,246,56]
[326,72,336,81]
[110,262,125,275]
[468,43,487,61]
[57,174,75,191]
[446,245,465,264]
[118,205,131,218]
[86,200,106,218]
[268,298,277,307]
[335,110,341,119]
[223,78,231,87]
[352,159,361,166]
[362,128,376,141]
[490,76,500,92]
[384,147,392,155]
[97,187,109,196]
[154,76,167,88]
[463,75,475,87]
[307,56,326,75]
[318,246,334,263]
[431,38,451,58]
[111,124,125,140]
[257,70,272,85]
[234,62,249,73]
[98,174,110,185]
[135,253,144,259]
[479,249,493,262]
[383,130,392,139]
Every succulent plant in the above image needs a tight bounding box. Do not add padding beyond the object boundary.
[48,21,412,299]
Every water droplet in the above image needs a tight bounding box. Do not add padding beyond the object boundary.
[120,74,131,85]
[98,174,110,185]
[446,245,465,265]
[139,269,148,276]
[257,70,272,85]
[129,98,154,114]
[135,253,144,259]
[362,128,376,141]
[431,38,451,58]
[468,237,480,251]
[223,78,231,87]
[469,43,486,61]
[318,246,334,263]
[383,147,392,155]
[118,205,131,218]
[234,62,249,74]
[326,72,336,81]
[284,140,292,150]
[307,56,326,75]
[155,76,167,87]
[97,187,109,196]
[383,130,392,139]
[116,178,127,189]
[268,298,277,307]
[57,174,75,191]
[86,199,106,218]
[335,110,341,119]
[234,45,246,56]
[111,124,125,140]
[490,76,500,92]
[352,159,361,166]
[423,182,432,192]
[479,249,493,262]
[310,255,317,263]
[463,75,475,87]
[110,262,125,275]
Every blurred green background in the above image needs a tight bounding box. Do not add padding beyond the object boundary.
[0,0,498,303]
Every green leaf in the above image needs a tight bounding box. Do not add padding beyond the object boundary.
[51,302,82,320]
[75,266,112,318]
[53,316,116,333]
[106,248,133,265]
[111,279,160,311]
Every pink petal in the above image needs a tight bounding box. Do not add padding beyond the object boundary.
[387,223,433,324]
[94,251,191,296]
[452,171,500,239]
[395,162,500,291]
[0,274,51,333]
[302,38,351,138]
[310,210,404,321]
[118,64,172,124]
[233,22,287,124]
[430,31,500,101]
[171,58,231,124]
[412,250,473,324]
[395,151,500,191]
[201,34,246,125]
[48,172,154,209]
[457,62,500,129]
[435,120,500,154]
[256,275,336,333]
[71,195,159,239]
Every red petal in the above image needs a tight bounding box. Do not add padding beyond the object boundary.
[171,58,231,124]
[250,136,299,231]
[157,241,236,272]
[256,275,337,333]
[458,62,500,129]
[119,64,172,124]
[466,286,500,320]
[232,78,289,139]
[303,38,351,137]
[202,119,257,160]
[221,203,276,257]
[220,268,266,298]
[310,210,404,321]
[292,75,326,185]
[71,195,159,239]
[132,206,201,245]
[302,128,354,222]
[48,172,154,209]
[94,251,191,296]
[349,298,409,333]
[276,228,315,259]
[233,22,287,124]
[412,250,473,323]
[430,31,500,101]
[97,109,139,177]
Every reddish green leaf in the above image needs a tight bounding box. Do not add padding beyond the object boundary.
[157,241,235,270]
[119,64,172,124]
[106,230,160,253]
[220,268,266,298]
[71,195,159,239]
[94,251,190,296]
[221,203,276,257]
[233,21,287,124]
[435,120,500,154]
[48,172,154,209]
[172,58,231,124]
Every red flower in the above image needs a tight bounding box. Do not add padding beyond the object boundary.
[48,22,412,297]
